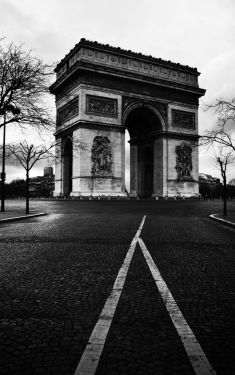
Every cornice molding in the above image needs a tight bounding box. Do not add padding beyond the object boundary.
[50,63,206,98]
[50,39,206,96]
[54,120,125,137]
[55,38,199,74]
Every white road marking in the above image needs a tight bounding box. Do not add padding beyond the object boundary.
[138,237,216,375]
[209,214,235,229]
[74,215,146,375]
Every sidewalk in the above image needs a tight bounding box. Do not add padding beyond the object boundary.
[209,213,235,228]
[0,202,46,223]
[0,211,47,223]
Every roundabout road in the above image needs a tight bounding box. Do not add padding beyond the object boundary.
[0,200,234,374]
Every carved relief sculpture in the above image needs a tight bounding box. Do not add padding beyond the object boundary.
[175,143,193,179]
[91,136,112,175]
[86,95,117,118]
[57,97,79,125]
[172,109,195,130]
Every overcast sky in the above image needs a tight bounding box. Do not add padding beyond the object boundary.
[0,0,235,183]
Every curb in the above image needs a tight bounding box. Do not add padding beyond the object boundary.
[0,212,47,223]
[209,214,235,228]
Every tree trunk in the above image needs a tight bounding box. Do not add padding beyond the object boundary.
[223,177,227,216]
[26,169,29,214]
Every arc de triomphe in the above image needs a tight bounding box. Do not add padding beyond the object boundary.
[50,39,205,198]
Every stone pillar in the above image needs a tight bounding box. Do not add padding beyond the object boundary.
[121,132,126,194]
[166,138,199,197]
[54,139,63,196]
[69,127,126,197]
[129,143,138,197]
[162,136,168,196]
[153,137,164,196]
[62,138,73,196]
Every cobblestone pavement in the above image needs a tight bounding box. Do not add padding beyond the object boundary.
[0,200,234,374]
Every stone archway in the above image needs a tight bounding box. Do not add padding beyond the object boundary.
[63,138,73,196]
[50,39,205,198]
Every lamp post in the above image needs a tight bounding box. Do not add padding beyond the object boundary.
[1,110,6,211]
[0,105,20,211]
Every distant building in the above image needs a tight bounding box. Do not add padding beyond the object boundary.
[29,167,55,197]
[229,178,235,186]
[228,178,235,198]
[199,173,220,185]
[199,173,221,198]
[44,166,54,176]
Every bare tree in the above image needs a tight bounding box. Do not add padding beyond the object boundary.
[208,98,235,125]
[200,97,235,215]
[5,141,54,213]
[211,147,235,216]
[201,97,235,152]
[0,38,55,132]
[3,136,88,210]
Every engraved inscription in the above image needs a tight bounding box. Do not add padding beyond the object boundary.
[175,143,193,179]
[91,136,112,176]
[57,97,79,125]
[172,110,195,130]
[86,95,118,118]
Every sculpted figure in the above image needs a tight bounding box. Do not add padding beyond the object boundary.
[175,143,192,179]
[91,136,112,175]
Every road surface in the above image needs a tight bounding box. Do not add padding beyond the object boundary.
[0,200,234,374]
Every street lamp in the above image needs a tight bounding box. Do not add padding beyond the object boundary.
[0,104,20,211]
[1,110,6,211]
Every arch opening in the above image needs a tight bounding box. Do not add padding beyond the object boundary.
[125,106,162,139]
[125,106,162,198]
[63,138,73,196]
[141,146,154,198]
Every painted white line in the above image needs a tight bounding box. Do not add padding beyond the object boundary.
[74,215,146,375]
[209,214,235,228]
[138,237,216,375]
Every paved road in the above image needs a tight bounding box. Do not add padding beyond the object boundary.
[0,200,234,374]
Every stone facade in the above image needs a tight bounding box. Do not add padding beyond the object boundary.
[50,39,205,198]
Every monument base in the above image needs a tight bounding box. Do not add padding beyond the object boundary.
[70,192,127,198]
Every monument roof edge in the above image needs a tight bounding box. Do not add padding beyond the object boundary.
[55,38,200,75]
[49,64,206,96]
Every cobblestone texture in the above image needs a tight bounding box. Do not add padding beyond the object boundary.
[0,199,234,374]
